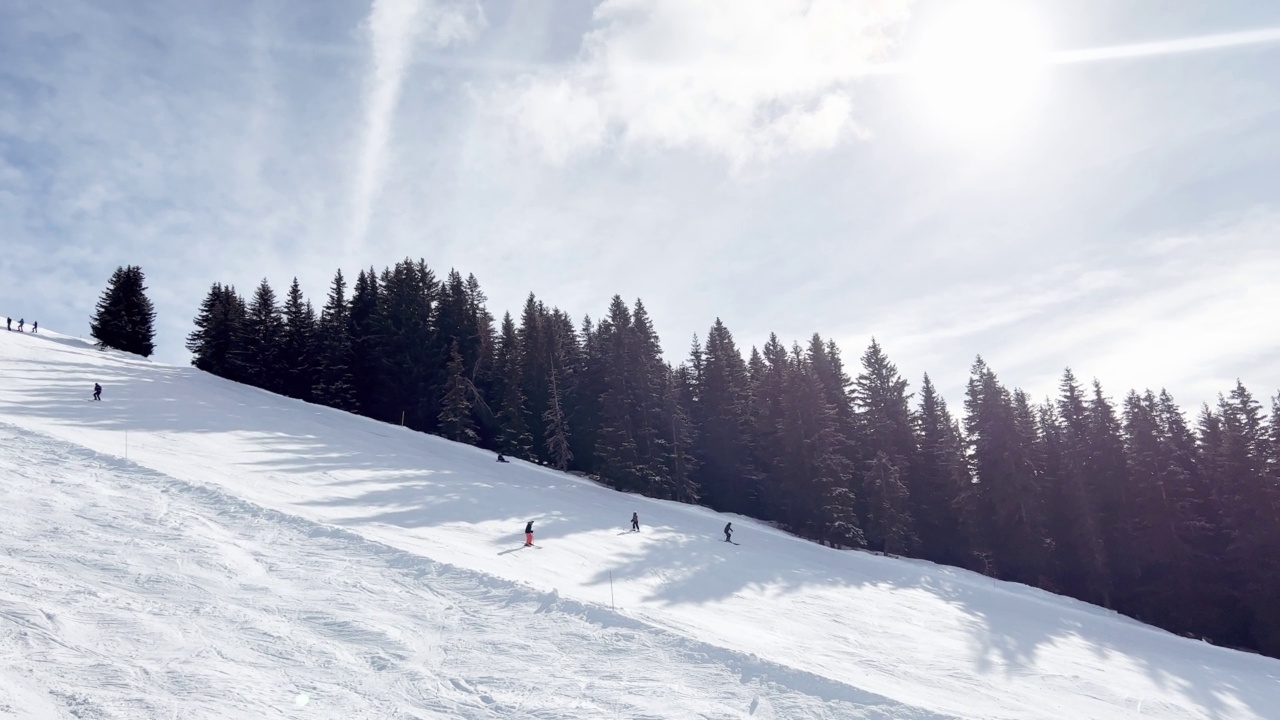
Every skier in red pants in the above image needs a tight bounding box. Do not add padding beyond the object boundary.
[524,520,534,547]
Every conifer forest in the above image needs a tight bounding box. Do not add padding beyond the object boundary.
[186,259,1280,659]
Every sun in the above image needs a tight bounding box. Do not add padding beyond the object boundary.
[906,0,1050,142]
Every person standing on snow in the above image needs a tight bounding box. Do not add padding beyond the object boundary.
[524,520,534,547]
[5,317,10,331]
[93,383,102,401]
[16,318,23,332]
[724,522,733,543]
[631,512,640,532]
[31,321,36,333]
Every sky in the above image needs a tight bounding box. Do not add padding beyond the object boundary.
[2,0,1278,412]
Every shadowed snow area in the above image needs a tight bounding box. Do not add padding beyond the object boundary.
[0,326,1277,719]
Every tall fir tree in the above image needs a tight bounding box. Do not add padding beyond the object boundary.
[313,269,357,411]
[90,265,157,357]
[437,340,479,444]
[913,374,972,566]
[236,278,286,393]
[964,357,1049,584]
[187,282,245,378]
[280,278,318,402]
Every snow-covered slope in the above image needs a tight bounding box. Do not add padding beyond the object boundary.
[0,327,1276,719]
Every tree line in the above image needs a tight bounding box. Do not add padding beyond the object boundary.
[185,259,1280,658]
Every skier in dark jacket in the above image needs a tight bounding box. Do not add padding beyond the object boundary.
[724,522,733,543]
[5,317,9,330]
[30,321,36,333]
[93,383,102,401]
[631,512,640,532]
[524,520,534,547]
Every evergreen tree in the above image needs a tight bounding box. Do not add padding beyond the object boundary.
[437,340,479,444]
[1042,369,1111,605]
[1205,382,1280,654]
[913,374,972,566]
[1119,389,1203,632]
[691,317,757,509]
[187,282,245,378]
[493,313,534,458]
[370,260,437,428]
[865,452,912,555]
[280,278,318,402]
[964,357,1048,584]
[544,366,573,471]
[854,340,919,552]
[313,269,357,411]
[348,268,381,414]
[237,278,286,393]
[90,265,157,357]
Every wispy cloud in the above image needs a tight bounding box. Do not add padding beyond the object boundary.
[488,0,911,166]
[350,0,483,248]
[869,210,1280,409]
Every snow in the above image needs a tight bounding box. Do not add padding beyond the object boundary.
[1,327,1277,719]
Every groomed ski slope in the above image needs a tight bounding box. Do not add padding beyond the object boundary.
[0,328,1277,719]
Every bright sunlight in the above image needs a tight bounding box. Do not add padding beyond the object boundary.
[906,0,1050,142]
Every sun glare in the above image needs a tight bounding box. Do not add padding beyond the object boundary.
[907,1,1050,142]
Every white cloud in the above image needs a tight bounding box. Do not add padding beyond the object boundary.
[350,0,485,247]
[489,0,910,165]
[864,210,1280,409]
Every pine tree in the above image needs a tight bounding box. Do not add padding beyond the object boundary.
[687,321,760,516]
[913,374,972,566]
[544,367,573,471]
[437,340,479,444]
[964,357,1048,584]
[187,282,245,378]
[854,340,919,552]
[348,268,381,414]
[280,278,317,402]
[237,279,286,393]
[90,265,157,357]
[493,313,534,458]
[371,260,437,428]
[313,270,357,411]
[865,452,912,555]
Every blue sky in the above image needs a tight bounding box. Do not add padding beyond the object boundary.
[2,0,1278,411]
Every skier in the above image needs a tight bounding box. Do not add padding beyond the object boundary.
[631,512,640,532]
[496,453,509,463]
[524,520,534,547]
[5,317,9,330]
[724,522,733,543]
[16,318,23,332]
[31,321,36,333]
[92,383,102,401]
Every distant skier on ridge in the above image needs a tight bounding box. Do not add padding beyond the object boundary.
[724,522,733,543]
[92,383,102,401]
[524,520,534,547]
[631,512,640,532]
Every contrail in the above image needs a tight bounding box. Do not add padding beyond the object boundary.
[858,26,1280,77]
[350,0,428,250]
[1047,26,1280,64]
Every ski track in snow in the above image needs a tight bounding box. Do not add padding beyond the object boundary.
[0,422,940,720]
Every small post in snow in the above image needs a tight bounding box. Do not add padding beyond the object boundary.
[400,410,405,426]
